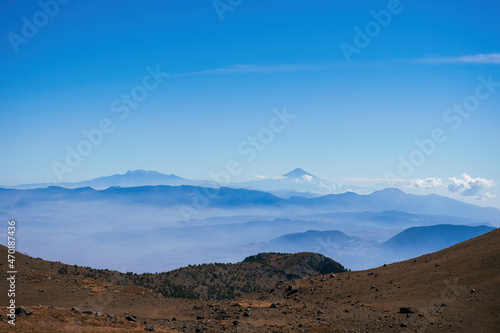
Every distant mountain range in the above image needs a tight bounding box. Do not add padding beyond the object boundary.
[1,170,499,273]
[381,224,495,255]
[9,170,199,189]
[252,224,496,270]
[2,184,499,223]
[6,168,341,195]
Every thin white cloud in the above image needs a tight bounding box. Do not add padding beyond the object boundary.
[190,64,317,75]
[448,173,495,197]
[481,192,497,201]
[407,178,443,189]
[302,175,314,182]
[415,52,500,64]
[254,175,287,181]
[481,193,496,200]
[319,182,336,191]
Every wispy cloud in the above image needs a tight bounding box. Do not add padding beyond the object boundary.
[254,175,286,180]
[344,176,496,201]
[302,175,314,182]
[319,182,336,191]
[447,173,495,197]
[407,178,443,189]
[189,64,318,75]
[414,52,500,64]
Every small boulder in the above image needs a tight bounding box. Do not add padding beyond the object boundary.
[82,310,96,316]
[399,307,414,314]
[286,286,299,295]
[144,325,155,331]
[15,306,32,316]
[107,315,117,323]
[126,315,138,322]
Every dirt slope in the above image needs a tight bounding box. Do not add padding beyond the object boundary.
[0,228,499,332]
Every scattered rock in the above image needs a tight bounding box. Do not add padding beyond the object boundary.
[71,307,81,315]
[15,306,32,316]
[269,303,277,308]
[126,315,138,322]
[82,311,96,316]
[243,311,251,317]
[95,312,105,317]
[399,307,414,314]
[196,315,204,320]
[330,273,336,278]
[401,322,407,327]
[233,320,239,325]
[317,310,324,314]
[470,288,476,293]
[107,315,117,323]
[144,325,155,331]
[286,286,299,295]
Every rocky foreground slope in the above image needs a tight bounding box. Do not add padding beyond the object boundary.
[0,228,499,332]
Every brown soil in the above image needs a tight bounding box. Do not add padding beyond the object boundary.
[1,228,499,332]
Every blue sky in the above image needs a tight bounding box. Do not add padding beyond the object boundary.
[1,0,499,207]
